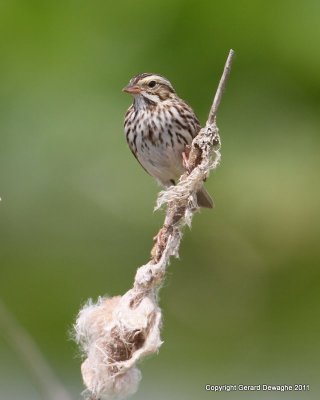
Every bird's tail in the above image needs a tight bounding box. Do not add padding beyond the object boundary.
[196,186,214,209]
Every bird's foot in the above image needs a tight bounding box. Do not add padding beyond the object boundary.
[182,145,192,172]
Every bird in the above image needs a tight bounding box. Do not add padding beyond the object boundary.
[123,73,213,208]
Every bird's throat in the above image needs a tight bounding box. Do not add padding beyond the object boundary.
[133,93,158,110]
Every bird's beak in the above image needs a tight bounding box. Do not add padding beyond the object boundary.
[122,84,141,94]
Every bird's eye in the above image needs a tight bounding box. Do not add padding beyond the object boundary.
[148,80,157,88]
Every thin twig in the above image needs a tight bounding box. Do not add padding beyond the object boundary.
[0,299,73,400]
[209,49,235,124]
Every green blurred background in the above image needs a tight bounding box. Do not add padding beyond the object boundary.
[1,1,319,399]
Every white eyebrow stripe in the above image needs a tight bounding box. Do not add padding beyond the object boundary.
[140,75,172,88]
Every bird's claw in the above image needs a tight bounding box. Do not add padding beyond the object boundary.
[182,145,192,172]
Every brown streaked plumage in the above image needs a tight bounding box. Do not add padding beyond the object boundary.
[123,73,213,208]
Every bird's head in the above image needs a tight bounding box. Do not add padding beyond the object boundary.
[123,73,176,107]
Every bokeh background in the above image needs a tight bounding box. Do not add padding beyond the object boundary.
[1,1,319,399]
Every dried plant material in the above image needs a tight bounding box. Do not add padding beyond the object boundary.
[75,296,161,399]
[74,49,235,400]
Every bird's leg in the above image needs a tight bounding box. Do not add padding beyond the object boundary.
[182,145,192,172]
